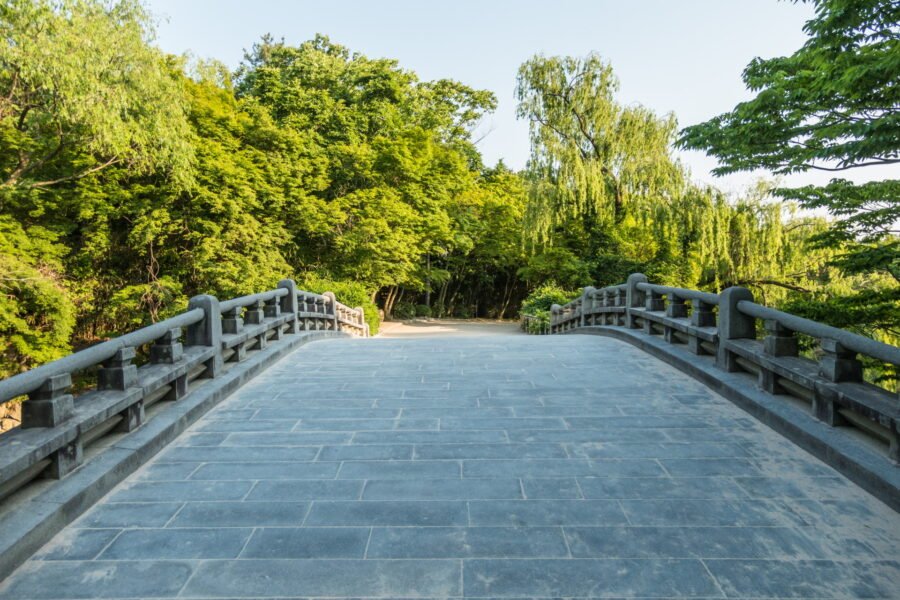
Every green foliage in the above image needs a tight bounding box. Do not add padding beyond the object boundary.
[392,302,416,321]
[516,53,683,240]
[520,283,577,316]
[678,0,899,335]
[0,216,75,377]
[415,304,432,318]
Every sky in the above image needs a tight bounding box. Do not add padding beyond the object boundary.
[144,0,894,195]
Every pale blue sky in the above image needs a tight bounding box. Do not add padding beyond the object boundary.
[145,0,885,193]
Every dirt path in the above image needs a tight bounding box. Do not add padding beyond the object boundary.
[377,318,523,338]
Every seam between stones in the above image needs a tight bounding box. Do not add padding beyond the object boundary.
[700,558,728,598]
[362,526,374,559]
[162,502,188,528]
[91,528,126,560]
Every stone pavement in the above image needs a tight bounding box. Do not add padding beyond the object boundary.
[2,335,899,599]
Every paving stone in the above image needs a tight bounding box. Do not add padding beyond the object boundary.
[182,558,460,598]
[413,443,567,459]
[521,478,582,499]
[620,498,808,527]
[317,444,413,461]
[240,527,370,558]
[169,502,309,527]
[33,529,120,561]
[571,441,752,459]
[338,460,460,480]
[254,407,399,419]
[190,461,339,480]
[705,559,900,598]
[132,462,200,481]
[157,445,321,463]
[305,500,468,525]
[197,419,297,432]
[351,430,508,444]
[468,499,629,526]
[463,458,664,478]
[108,481,253,502]
[73,503,183,529]
[439,417,567,430]
[247,480,364,501]
[578,476,748,499]
[221,432,353,446]
[367,526,568,558]
[564,526,840,559]
[98,528,251,559]
[363,478,523,500]
[463,558,721,597]
[0,560,193,599]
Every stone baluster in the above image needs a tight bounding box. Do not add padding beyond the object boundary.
[24,374,81,477]
[625,273,648,329]
[644,289,664,334]
[245,300,268,350]
[265,294,283,340]
[758,319,798,394]
[151,328,187,401]
[186,294,223,378]
[688,299,716,354]
[550,304,561,334]
[98,347,142,432]
[813,338,862,425]
[278,279,299,335]
[664,293,688,344]
[580,287,595,327]
[222,305,246,362]
[716,287,755,372]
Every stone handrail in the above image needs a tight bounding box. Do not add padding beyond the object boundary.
[547,273,900,465]
[521,314,549,335]
[0,279,367,500]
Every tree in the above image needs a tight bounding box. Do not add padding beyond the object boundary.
[0,0,192,192]
[678,0,899,334]
[515,53,683,239]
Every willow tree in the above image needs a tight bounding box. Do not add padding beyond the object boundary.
[515,53,683,240]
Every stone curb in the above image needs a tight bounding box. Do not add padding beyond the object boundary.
[568,326,900,513]
[0,331,347,579]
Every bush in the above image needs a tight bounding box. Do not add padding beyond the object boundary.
[520,283,578,317]
[298,274,380,335]
[415,304,432,318]
[392,302,416,320]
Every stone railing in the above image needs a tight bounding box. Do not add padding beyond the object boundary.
[0,280,367,501]
[549,273,900,468]
[521,314,550,335]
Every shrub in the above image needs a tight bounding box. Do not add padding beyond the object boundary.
[415,304,432,318]
[392,302,416,320]
[520,283,578,317]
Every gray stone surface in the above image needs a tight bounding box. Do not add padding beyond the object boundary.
[2,334,899,599]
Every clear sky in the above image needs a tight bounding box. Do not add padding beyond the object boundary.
[144,0,893,194]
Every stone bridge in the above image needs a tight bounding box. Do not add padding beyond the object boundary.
[0,276,898,599]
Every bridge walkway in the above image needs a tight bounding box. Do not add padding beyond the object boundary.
[2,334,899,599]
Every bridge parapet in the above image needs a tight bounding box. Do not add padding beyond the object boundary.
[548,274,900,475]
[0,281,366,502]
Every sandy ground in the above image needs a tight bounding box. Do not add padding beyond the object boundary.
[377,318,524,338]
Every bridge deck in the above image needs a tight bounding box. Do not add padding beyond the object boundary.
[2,335,899,599]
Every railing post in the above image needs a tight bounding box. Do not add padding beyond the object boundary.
[550,304,561,334]
[758,320,798,394]
[245,300,268,350]
[221,306,246,362]
[23,374,81,478]
[323,292,339,331]
[355,307,368,337]
[580,287,595,327]
[625,273,648,329]
[99,347,143,432]
[186,294,223,378]
[277,279,299,334]
[151,328,187,400]
[688,299,716,355]
[813,338,863,426]
[716,287,755,372]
